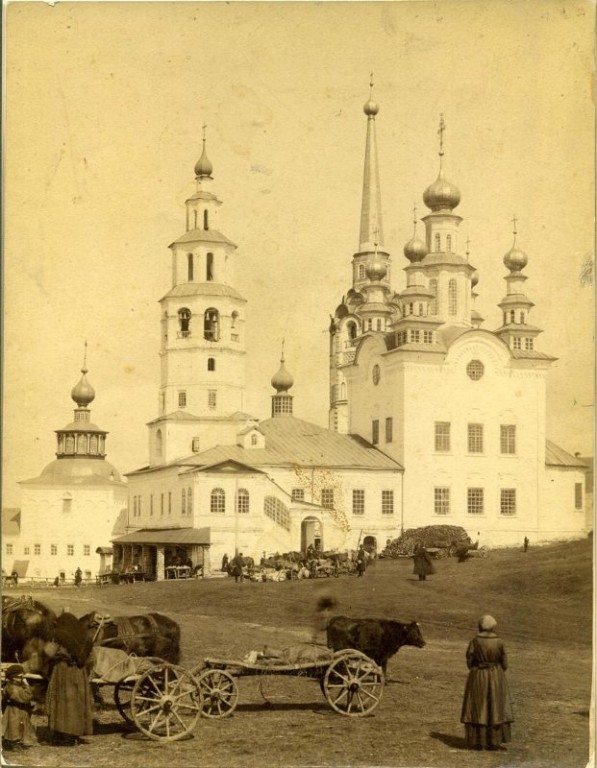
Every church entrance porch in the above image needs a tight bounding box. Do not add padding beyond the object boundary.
[301,516,323,553]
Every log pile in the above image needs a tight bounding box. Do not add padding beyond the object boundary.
[381,525,472,558]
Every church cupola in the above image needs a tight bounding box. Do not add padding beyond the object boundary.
[55,344,108,459]
[423,115,461,213]
[271,343,294,417]
[403,205,428,263]
[194,127,214,180]
[496,217,541,352]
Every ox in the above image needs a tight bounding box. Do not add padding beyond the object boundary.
[326,616,425,674]
[77,612,181,664]
[1,595,57,662]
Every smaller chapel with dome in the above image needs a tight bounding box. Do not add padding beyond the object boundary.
[9,351,128,582]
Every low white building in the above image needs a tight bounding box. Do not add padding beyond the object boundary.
[9,361,127,583]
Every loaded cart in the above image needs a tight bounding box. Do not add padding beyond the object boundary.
[128,646,385,741]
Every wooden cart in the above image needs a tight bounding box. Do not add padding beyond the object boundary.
[127,648,385,741]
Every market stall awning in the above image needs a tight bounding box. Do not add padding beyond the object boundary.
[112,528,210,546]
[95,546,113,555]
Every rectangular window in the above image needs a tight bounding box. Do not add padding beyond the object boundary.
[512,337,522,350]
[385,417,393,443]
[434,487,450,515]
[381,490,394,515]
[6,544,12,555]
[423,330,434,344]
[575,483,583,510]
[352,489,365,516]
[410,329,420,343]
[34,544,41,555]
[208,390,217,409]
[372,420,379,445]
[468,423,484,453]
[500,425,516,454]
[291,488,304,501]
[150,494,154,516]
[321,488,334,510]
[160,493,164,516]
[24,546,30,555]
[168,492,172,515]
[178,390,187,408]
[51,544,57,556]
[500,489,516,516]
[67,544,74,556]
[435,422,451,452]
[467,488,484,515]
[84,545,91,556]
[525,337,534,350]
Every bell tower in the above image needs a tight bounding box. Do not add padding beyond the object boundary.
[148,128,249,466]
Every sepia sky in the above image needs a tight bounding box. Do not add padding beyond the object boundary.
[2,0,594,508]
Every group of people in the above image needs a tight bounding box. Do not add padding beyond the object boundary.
[2,611,94,750]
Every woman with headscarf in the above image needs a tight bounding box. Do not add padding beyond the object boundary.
[44,611,94,746]
[460,614,514,750]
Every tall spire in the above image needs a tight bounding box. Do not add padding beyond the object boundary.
[358,75,384,252]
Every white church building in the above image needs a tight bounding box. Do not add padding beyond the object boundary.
[4,358,127,583]
[329,97,588,546]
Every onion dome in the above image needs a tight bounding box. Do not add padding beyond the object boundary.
[194,125,213,179]
[423,168,461,212]
[271,346,294,393]
[403,205,428,262]
[71,366,95,407]
[503,216,528,272]
[423,115,460,212]
[366,256,387,281]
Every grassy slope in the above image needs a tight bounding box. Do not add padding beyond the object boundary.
[11,538,594,768]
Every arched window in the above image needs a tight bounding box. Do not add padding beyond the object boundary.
[156,429,163,457]
[211,488,225,514]
[251,434,258,446]
[89,435,98,454]
[187,253,194,281]
[448,279,457,315]
[429,279,438,314]
[520,311,526,325]
[231,311,239,328]
[192,436,200,453]
[358,264,366,280]
[236,488,250,514]
[435,233,441,251]
[347,321,357,340]
[203,209,209,231]
[376,319,382,331]
[446,234,452,252]
[62,494,72,514]
[204,308,220,341]
[181,488,186,515]
[187,487,193,514]
[418,303,424,316]
[206,253,214,281]
[510,310,516,324]
[367,319,372,331]
[178,308,191,337]
[207,357,215,371]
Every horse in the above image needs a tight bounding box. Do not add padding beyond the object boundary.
[1,595,57,662]
[77,611,181,664]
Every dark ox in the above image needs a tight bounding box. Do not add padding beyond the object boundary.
[1,596,57,662]
[77,612,181,664]
[327,616,425,674]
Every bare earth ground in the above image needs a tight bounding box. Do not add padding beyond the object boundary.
[2,539,593,768]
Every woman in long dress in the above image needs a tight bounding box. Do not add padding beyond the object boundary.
[460,614,514,750]
[45,612,94,746]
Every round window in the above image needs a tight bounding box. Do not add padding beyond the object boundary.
[467,360,484,381]
[372,364,381,385]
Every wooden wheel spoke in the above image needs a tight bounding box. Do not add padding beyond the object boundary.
[146,672,164,697]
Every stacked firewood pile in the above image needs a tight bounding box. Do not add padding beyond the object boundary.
[380,525,472,558]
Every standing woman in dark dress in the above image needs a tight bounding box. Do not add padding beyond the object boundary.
[45,612,94,746]
[460,614,514,750]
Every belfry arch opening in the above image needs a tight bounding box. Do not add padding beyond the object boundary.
[204,308,220,341]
